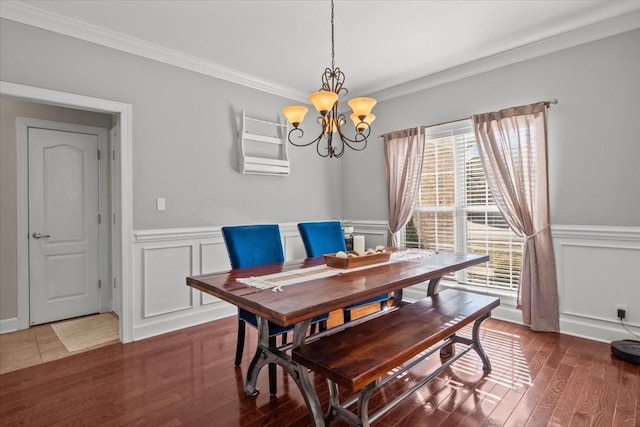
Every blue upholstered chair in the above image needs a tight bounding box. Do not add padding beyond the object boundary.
[221,224,328,395]
[297,221,389,323]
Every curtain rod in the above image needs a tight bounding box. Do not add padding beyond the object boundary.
[378,98,558,139]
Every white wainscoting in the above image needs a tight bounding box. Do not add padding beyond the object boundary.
[133,227,232,340]
[553,225,640,343]
[345,222,640,343]
[131,222,318,340]
[131,221,639,344]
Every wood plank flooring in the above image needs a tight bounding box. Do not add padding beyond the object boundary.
[0,310,637,426]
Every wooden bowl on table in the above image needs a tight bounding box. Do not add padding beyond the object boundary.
[323,251,391,269]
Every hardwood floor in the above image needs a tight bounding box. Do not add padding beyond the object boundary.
[0,309,637,426]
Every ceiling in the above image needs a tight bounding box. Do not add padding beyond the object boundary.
[4,0,640,101]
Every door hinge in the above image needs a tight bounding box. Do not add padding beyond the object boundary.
[98,214,102,224]
[113,213,116,224]
[113,278,117,288]
[112,150,115,161]
[98,279,102,289]
[98,150,101,160]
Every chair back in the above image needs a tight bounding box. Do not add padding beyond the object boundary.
[221,224,284,269]
[298,221,347,257]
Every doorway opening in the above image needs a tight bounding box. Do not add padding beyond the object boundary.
[1,80,134,343]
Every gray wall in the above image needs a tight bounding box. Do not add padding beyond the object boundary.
[0,19,343,321]
[343,29,640,227]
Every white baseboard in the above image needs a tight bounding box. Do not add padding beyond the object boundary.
[133,302,236,341]
[0,317,18,334]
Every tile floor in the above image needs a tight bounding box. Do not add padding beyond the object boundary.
[0,313,119,375]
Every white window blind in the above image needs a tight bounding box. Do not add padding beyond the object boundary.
[406,120,524,291]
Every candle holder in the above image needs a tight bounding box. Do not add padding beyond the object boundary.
[353,235,365,256]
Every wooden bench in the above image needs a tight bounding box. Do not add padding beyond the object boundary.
[292,289,500,426]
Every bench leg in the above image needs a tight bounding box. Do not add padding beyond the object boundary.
[357,382,376,427]
[439,339,456,362]
[448,312,492,372]
[326,380,340,423]
[326,379,378,427]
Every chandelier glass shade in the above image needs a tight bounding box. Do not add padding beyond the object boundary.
[281,0,377,158]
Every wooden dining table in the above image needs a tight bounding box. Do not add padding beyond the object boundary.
[186,249,489,426]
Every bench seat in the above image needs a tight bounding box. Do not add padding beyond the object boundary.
[292,289,499,426]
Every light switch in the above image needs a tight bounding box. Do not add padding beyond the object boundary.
[156,198,166,211]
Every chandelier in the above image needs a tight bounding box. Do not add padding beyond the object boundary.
[281,0,377,158]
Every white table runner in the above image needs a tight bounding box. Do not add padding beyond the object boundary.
[236,249,436,292]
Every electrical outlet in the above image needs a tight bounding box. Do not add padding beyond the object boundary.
[616,304,628,319]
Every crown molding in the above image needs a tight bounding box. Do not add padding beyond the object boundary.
[369,10,640,102]
[2,1,638,105]
[0,0,308,103]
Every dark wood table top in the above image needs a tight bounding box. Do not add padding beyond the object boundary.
[187,250,488,327]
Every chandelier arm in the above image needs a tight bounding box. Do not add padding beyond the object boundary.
[337,135,368,152]
[335,112,371,144]
[334,119,369,152]
[342,138,368,152]
[287,127,325,148]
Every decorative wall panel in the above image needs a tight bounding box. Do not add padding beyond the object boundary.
[142,245,193,318]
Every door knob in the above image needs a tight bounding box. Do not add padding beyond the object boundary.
[32,232,51,239]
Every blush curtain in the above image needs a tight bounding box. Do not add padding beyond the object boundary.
[383,128,425,247]
[472,102,559,332]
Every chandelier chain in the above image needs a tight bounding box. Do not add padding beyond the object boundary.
[331,0,335,71]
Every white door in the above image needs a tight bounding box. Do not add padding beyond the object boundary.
[28,127,101,325]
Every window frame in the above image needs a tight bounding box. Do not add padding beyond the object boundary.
[406,120,523,294]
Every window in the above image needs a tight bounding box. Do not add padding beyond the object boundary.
[406,120,523,292]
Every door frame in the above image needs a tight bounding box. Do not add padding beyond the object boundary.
[1,80,134,343]
[19,118,110,323]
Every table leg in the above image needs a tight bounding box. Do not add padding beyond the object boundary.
[243,317,326,427]
[392,289,403,306]
[426,277,442,297]
[244,316,270,396]
[472,312,492,371]
[425,276,450,359]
